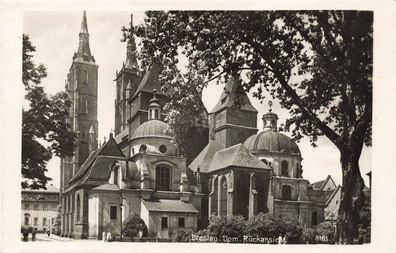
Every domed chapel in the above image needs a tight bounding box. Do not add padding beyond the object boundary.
[59,13,326,240]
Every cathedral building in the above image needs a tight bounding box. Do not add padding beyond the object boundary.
[60,12,326,240]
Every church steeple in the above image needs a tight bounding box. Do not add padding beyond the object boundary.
[74,11,94,62]
[125,14,138,69]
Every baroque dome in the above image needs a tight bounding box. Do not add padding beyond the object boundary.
[244,130,301,156]
[131,119,172,140]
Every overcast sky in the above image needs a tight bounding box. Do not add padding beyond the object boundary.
[23,11,371,188]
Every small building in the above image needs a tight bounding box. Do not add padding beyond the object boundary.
[21,184,59,232]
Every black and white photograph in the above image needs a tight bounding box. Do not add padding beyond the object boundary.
[1,1,395,253]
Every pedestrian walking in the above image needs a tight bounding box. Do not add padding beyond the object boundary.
[32,230,36,241]
[23,231,29,242]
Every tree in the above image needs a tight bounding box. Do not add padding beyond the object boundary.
[22,34,76,189]
[122,213,148,238]
[133,11,372,244]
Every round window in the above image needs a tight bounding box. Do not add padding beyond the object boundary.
[159,145,167,154]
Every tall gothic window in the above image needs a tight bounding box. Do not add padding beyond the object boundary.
[211,177,218,216]
[156,166,171,191]
[281,160,289,177]
[76,194,81,222]
[220,177,228,216]
[282,185,292,200]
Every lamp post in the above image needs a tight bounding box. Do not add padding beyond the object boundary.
[119,193,125,241]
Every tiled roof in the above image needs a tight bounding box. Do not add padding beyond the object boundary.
[210,76,257,114]
[133,62,164,98]
[69,137,125,184]
[22,184,59,193]
[91,183,120,191]
[142,199,198,214]
[310,175,336,191]
[114,128,129,144]
[208,143,271,173]
[188,140,222,173]
[310,179,326,190]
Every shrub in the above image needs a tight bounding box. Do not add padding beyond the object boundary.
[301,221,336,244]
[301,227,316,244]
[122,213,148,238]
[172,228,193,242]
[245,213,302,244]
[207,215,246,242]
[315,221,335,243]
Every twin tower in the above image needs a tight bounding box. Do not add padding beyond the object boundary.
[60,12,257,195]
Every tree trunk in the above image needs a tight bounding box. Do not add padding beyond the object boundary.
[336,147,366,244]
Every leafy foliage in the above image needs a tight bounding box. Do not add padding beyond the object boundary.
[22,34,76,189]
[172,228,193,242]
[134,11,372,243]
[245,213,302,244]
[207,215,246,242]
[302,221,336,244]
[122,213,148,238]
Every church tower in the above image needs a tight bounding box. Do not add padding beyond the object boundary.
[209,75,258,149]
[114,14,140,136]
[60,11,99,193]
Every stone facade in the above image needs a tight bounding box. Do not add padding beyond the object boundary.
[60,11,99,238]
[59,12,333,240]
[21,185,59,232]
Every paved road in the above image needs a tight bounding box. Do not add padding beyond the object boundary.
[22,233,74,242]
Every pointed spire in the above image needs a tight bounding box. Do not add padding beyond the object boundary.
[125,13,138,69]
[210,75,257,114]
[80,11,89,34]
[74,11,94,62]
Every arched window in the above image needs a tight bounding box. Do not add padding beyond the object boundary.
[154,109,159,119]
[84,70,88,84]
[261,158,268,165]
[211,177,218,216]
[220,177,228,216]
[156,166,171,191]
[282,185,292,200]
[281,160,289,177]
[76,194,81,222]
[113,167,119,185]
[312,211,318,226]
[235,174,249,218]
